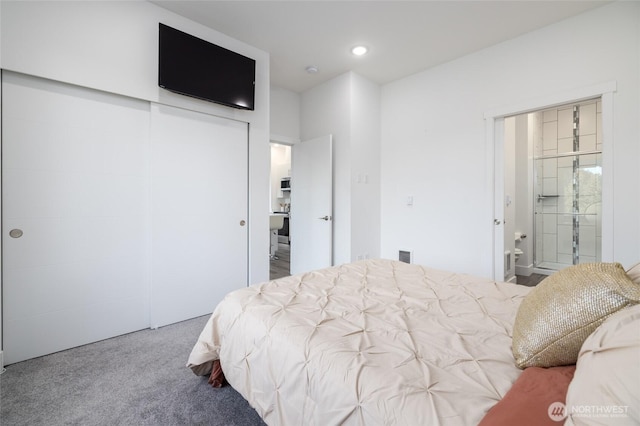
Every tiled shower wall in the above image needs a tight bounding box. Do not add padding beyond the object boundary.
[533,99,602,268]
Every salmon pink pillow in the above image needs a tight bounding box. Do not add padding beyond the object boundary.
[478,366,576,426]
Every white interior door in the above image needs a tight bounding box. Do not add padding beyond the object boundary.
[150,104,248,328]
[2,72,150,364]
[290,135,333,275]
[493,117,506,280]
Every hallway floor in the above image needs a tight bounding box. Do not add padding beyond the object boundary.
[269,243,290,280]
[515,273,548,287]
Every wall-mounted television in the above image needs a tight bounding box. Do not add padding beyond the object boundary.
[158,23,255,111]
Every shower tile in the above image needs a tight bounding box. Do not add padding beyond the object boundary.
[558,224,573,255]
[558,137,573,153]
[585,153,600,165]
[579,255,596,264]
[559,213,574,227]
[543,121,558,151]
[543,213,557,234]
[558,167,573,193]
[579,199,600,220]
[558,156,573,168]
[535,218,544,240]
[542,177,557,195]
[542,201,558,214]
[558,108,574,139]
[556,195,572,216]
[558,253,573,265]
[543,109,558,122]
[579,135,597,153]
[579,172,601,201]
[578,185,602,203]
[579,224,597,257]
[579,103,597,136]
[543,234,557,263]
[543,158,557,178]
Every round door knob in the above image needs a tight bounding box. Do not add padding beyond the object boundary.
[240,220,246,226]
[9,229,23,238]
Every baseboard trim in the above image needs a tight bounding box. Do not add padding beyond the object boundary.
[515,264,533,277]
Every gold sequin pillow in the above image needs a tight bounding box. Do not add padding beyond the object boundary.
[512,262,640,369]
[627,262,640,284]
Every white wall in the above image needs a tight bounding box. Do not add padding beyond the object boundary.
[381,1,640,277]
[514,114,533,273]
[1,0,270,282]
[0,1,271,349]
[350,73,381,261]
[0,0,3,366]
[269,85,297,213]
[504,117,516,281]
[301,73,352,264]
[301,72,381,265]
[271,85,300,143]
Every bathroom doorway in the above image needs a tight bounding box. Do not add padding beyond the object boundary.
[491,82,615,284]
[504,98,603,283]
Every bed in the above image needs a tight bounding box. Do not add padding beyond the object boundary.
[187,259,640,425]
[187,259,531,424]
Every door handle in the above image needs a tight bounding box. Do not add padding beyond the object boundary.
[318,215,332,221]
[9,229,23,238]
[537,194,560,202]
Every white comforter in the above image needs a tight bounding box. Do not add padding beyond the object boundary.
[188,259,531,425]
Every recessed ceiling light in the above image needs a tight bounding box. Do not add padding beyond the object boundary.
[351,45,368,56]
[305,65,319,74]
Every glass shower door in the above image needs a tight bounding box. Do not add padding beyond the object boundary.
[534,152,602,270]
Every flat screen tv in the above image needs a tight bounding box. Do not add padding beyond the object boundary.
[158,23,255,110]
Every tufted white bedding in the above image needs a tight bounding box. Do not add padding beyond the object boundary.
[187,259,532,425]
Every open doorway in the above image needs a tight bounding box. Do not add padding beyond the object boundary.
[502,98,603,286]
[269,135,334,279]
[485,81,616,284]
[270,142,291,279]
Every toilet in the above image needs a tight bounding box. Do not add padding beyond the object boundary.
[514,232,526,263]
[514,248,523,262]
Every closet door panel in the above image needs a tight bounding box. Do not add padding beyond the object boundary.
[150,104,248,328]
[2,72,150,364]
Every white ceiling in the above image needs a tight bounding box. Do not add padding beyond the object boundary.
[152,1,609,93]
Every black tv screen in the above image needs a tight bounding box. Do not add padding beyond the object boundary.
[158,23,256,110]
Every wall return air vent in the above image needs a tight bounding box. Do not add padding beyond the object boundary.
[399,250,412,264]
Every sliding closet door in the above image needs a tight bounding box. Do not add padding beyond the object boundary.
[150,104,248,328]
[2,72,150,364]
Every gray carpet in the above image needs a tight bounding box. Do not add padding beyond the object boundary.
[0,315,266,426]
